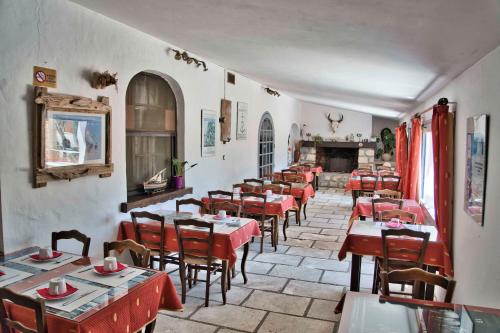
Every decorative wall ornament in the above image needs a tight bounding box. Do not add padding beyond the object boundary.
[236,102,248,140]
[201,109,217,157]
[171,49,208,71]
[91,71,118,89]
[220,99,232,143]
[33,87,113,188]
[325,112,344,134]
[264,87,280,97]
[464,114,489,225]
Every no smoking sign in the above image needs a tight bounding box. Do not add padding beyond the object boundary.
[33,66,57,88]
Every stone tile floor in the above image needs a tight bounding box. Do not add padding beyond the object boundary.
[155,188,375,333]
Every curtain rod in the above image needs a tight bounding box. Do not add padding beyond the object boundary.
[413,98,456,119]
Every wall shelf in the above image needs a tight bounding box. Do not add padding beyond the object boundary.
[120,187,193,213]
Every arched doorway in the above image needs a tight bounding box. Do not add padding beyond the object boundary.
[288,123,300,165]
[258,112,275,178]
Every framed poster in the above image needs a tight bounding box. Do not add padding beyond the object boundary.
[464,114,489,225]
[236,102,248,140]
[201,109,217,157]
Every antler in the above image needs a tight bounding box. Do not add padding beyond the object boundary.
[337,114,344,123]
[325,113,333,123]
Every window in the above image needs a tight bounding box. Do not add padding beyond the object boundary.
[420,128,435,219]
[126,72,176,194]
[258,113,274,178]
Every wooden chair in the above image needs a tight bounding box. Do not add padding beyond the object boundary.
[174,219,228,307]
[272,181,292,194]
[281,169,298,181]
[240,192,277,253]
[243,178,264,186]
[372,228,430,295]
[360,175,378,197]
[51,230,91,257]
[283,174,305,183]
[379,209,417,224]
[372,198,403,221]
[176,198,207,214]
[212,201,241,217]
[262,184,284,194]
[0,288,47,333]
[377,165,393,171]
[375,189,402,199]
[381,268,455,303]
[103,239,151,268]
[207,191,234,214]
[233,183,259,193]
[381,175,401,191]
[131,211,174,271]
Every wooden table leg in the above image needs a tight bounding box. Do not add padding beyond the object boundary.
[144,319,156,333]
[350,254,362,292]
[241,242,249,284]
[424,265,437,300]
[351,191,358,209]
[221,260,227,304]
[283,211,289,241]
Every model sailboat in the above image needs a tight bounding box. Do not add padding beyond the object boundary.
[143,168,168,193]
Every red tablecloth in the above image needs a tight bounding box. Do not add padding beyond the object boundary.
[239,184,315,205]
[202,194,298,218]
[338,223,453,276]
[351,198,425,224]
[6,270,182,333]
[118,218,261,268]
[273,171,315,183]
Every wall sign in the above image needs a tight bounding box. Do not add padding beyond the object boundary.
[201,109,217,157]
[33,66,57,88]
[236,102,248,140]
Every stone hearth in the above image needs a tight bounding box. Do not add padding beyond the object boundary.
[300,141,376,171]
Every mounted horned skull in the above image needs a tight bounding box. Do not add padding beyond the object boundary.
[325,113,344,134]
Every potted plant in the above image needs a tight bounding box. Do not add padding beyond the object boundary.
[378,128,395,161]
[172,158,189,189]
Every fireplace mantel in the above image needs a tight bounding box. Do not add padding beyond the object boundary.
[301,140,377,149]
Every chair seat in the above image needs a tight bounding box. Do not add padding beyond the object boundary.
[184,255,221,266]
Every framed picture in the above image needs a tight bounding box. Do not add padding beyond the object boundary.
[236,102,248,140]
[464,114,489,225]
[33,87,113,188]
[201,109,217,157]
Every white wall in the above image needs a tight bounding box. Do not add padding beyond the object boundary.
[300,101,372,140]
[372,116,398,137]
[0,0,301,255]
[403,45,500,308]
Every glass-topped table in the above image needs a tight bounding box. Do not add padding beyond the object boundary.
[338,292,500,333]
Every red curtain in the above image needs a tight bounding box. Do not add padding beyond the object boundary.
[404,117,422,200]
[395,123,408,193]
[432,105,454,252]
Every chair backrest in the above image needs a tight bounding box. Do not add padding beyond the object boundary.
[377,165,392,171]
[381,229,430,272]
[375,189,402,199]
[372,198,403,220]
[176,198,206,214]
[240,192,267,221]
[174,219,214,267]
[281,169,298,181]
[272,181,292,194]
[381,268,456,303]
[243,178,264,186]
[131,211,166,270]
[212,201,241,217]
[103,239,151,268]
[360,175,378,191]
[262,184,284,194]
[51,230,91,257]
[298,164,312,171]
[0,288,47,333]
[283,174,305,183]
[379,209,417,224]
[208,191,234,213]
[381,175,401,190]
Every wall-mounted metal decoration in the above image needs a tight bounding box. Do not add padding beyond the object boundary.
[91,71,118,89]
[325,113,344,134]
[171,49,208,71]
[32,87,113,188]
[264,87,280,97]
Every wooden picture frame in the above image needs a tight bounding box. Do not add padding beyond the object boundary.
[220,99,232,143]
[33,87,113,188]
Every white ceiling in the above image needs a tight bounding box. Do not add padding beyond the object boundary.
[72,0,500,118]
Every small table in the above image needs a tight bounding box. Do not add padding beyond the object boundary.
[338,292,500,333]
[291,165,323,190]
[0,247,181,332]
[344,173,401,207]
[273,171,315,183]
[119,211,261,284]
[350,197,426,225]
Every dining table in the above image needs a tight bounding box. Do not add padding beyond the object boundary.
[338,291,500,333]
[0,246,181,332]
[344,171,401,207]
[290,165,323,190]
[335,220,453,314]
[118,211,261,284]
[272,170,315,183]
[349,196,426,225]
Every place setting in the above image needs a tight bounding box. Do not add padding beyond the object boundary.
[68,256,146,288]
[9,246,81,270]
[0,265,34,287]
[201,210,242,228]
[23,276,109,313]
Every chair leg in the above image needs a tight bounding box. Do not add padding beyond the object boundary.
[188,265,193,289]
[260,224,264,253]
[231,266,236,278]
[273,217,278,251]
[372,260,379,294]
[205,266,211,307]
[179,262,187,304]
[283,212,289,241]
[295,208,301,226]
[221,261,227,305]
[227,265,231,290]
[303,203,307,220]
[194,266,198,285]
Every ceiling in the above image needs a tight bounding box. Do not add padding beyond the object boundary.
[72,0,500,118]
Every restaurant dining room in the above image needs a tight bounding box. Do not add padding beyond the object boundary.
[0,0,500,332]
